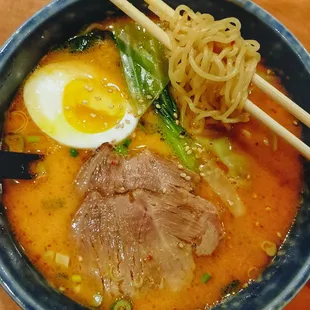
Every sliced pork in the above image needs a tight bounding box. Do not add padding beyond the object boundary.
[75,144,198,196]
[72,143,222,297]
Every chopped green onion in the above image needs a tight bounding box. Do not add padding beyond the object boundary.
[4,134,24,152]
[71,274,82,283]
[110,299,132,310]
[26,135,40,143]
[114,139,132,156]
[93,292,103,307]
[55,253,70,268]
[70,148,79,157]
[123,138,132,148]
[201,273,212,284]
[34,161,47,179]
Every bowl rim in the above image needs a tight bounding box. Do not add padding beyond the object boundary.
[0,0,309,309]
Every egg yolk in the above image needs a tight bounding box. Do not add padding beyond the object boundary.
[63,79,126,133]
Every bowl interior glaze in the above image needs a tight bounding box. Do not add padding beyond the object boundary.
[0,0,309,309]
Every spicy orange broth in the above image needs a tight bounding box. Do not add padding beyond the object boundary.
[2,28,302,310]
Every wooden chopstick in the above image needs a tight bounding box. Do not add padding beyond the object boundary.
[252,74,310,127]
[109,0,310,160]
[145,0,310,128]
[110,0,172,49]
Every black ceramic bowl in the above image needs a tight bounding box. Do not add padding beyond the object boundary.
[0,0,309,309]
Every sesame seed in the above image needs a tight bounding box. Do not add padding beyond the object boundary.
[265,207,271,211]
[78,256,83,262]
[162,188,167,194]
[125,119,130,124]
[176,120,180,125]
[137,109,142,115]
[255,221,260,227]
[252,193,257,199]
[116,120,120,124]
[185,176,191,181]
[146,95,153,100]
[111,139,117,144]
[185,146,190,151]
[59,287,65,292]
[109,104,114,109]
[199,165,204,171]
[119,104,123,110]
[95,96,102,101]
[178,164,183,170]
[246,174,251,180]
[82,100,88,104]
[120,187,125,191]
[276,232,282,238]
[263,138,269,146]
[192,147,197,151]
[139,99,144,103]
[104,122,108,127]
[267,69,271,75]
[155,104,161,109]
[180,173,187,178]
[132,133,136,138]
[293,120,298,126]
[90,113,96,118]
[173,113,178,119]
[108,88,113,93]
[84,85,93,92]
[187,150,192,155]
[242,129,251,138]
[197,148,203,153]
[200,172,205,177]
[180,135,184,139]
[178,242,184,249]
[64,106,70,110]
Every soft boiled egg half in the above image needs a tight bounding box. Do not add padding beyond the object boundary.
[23,60,138,149]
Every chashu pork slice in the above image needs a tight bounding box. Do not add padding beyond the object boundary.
[72,144,223,297]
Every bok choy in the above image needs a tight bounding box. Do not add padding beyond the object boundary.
[113,22,169,116]
[112,23,245,217]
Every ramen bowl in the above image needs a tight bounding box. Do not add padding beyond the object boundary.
[0,0,309,309]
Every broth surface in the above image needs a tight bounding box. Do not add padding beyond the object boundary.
[2,24,302,309]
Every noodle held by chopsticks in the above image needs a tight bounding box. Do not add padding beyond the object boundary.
[158,5,261,133]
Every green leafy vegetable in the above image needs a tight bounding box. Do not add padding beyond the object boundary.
[221,279,241,296]
[114,138,132,156]
[197,136,249,178]
[110,299,132,310]
[154,89,198,171]
[70,148,79,157]
[201,273,212,284]
[113,22,169,116]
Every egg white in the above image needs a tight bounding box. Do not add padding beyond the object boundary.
[23,62,139,149]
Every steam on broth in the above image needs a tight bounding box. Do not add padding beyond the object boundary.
[2,10,302,310]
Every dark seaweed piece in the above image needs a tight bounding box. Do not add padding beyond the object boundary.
[55,30,113,53]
